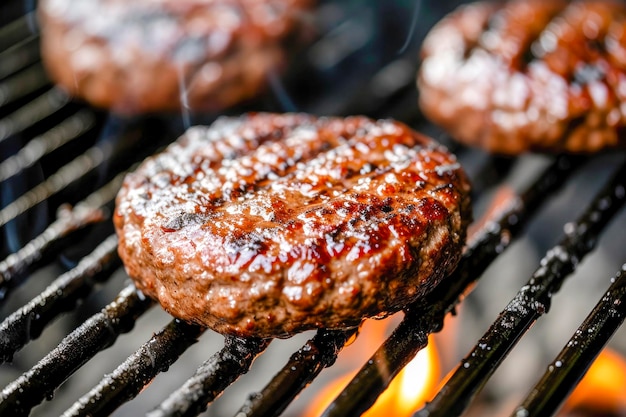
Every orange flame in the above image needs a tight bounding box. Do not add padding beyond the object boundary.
[369,336,441,416]
[562,347,626,416]
[305,333,441,417]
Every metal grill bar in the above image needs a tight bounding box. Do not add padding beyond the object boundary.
[235,327,359,417]
[0,109,96,181]
[149,336,271,417]
[415,159,626,417]
[63,319,206,417]
[0,136,119,227]
[0,284,153,416]
[0,64,48,107]
[514,264,626,417]
[0,37,40,80]
[320,154,584,417]
[2,4,626,417]
[0,12,36,53]
[0,234,120,362]
[0,172,124,299]
[0,87,68,144]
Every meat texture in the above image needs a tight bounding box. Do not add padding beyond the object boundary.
[418,0,626,154]
[38,0,314,114]
[114,113,472,338]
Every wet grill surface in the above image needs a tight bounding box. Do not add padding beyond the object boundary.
[1,1,626,417]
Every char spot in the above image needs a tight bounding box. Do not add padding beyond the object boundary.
[162,213,207,232]
[522,43,537,65]
[381,205,393,213]
[573,62,606,86]
[360,163,376,175]
[228,231,267,253]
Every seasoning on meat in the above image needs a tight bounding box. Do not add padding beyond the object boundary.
[38,0,315,114]
[114,113,472,338]
[418,0,626,154]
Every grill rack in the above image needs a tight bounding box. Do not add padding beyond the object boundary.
[1,2,626,417]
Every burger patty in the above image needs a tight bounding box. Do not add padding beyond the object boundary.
[38,0,314,114]
[418,0,626,155]
[114,113,472,338]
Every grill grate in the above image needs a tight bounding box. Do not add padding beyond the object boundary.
[65,317,208,417]
[415,161,626,417]
[516,264,626,417]
[0,174,120,302]
[0,234,121,363]
[234,327,358,417]
[1,284,153,417]
[1,1,626,417]
[320,154,589,417]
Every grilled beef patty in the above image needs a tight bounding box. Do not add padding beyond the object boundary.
[418,0,626,155]
[38,0,314,114]
[114,113,472,338]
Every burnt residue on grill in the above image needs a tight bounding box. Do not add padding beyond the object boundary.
[1,1,626,417]
[148,335,271,417]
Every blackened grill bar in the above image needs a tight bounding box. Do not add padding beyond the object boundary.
[64,319,208,417]
[0,88,69,143]
[0,284,153,416]
[515,263,626,417]
[415,160,626,417]
[0,10,36,53]
[0,37,40,81]
[1,2,626,417]
[0,110,96,183]
[0,131,117,228]
[148,336,271,417]
[234,327,359,417]
[0,234,120,363]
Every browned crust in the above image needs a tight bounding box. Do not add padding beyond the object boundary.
[38,0,315,114]
[418,0,626,155]
[114,113,472,338]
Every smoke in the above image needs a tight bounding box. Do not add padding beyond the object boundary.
[397,0,423,55]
